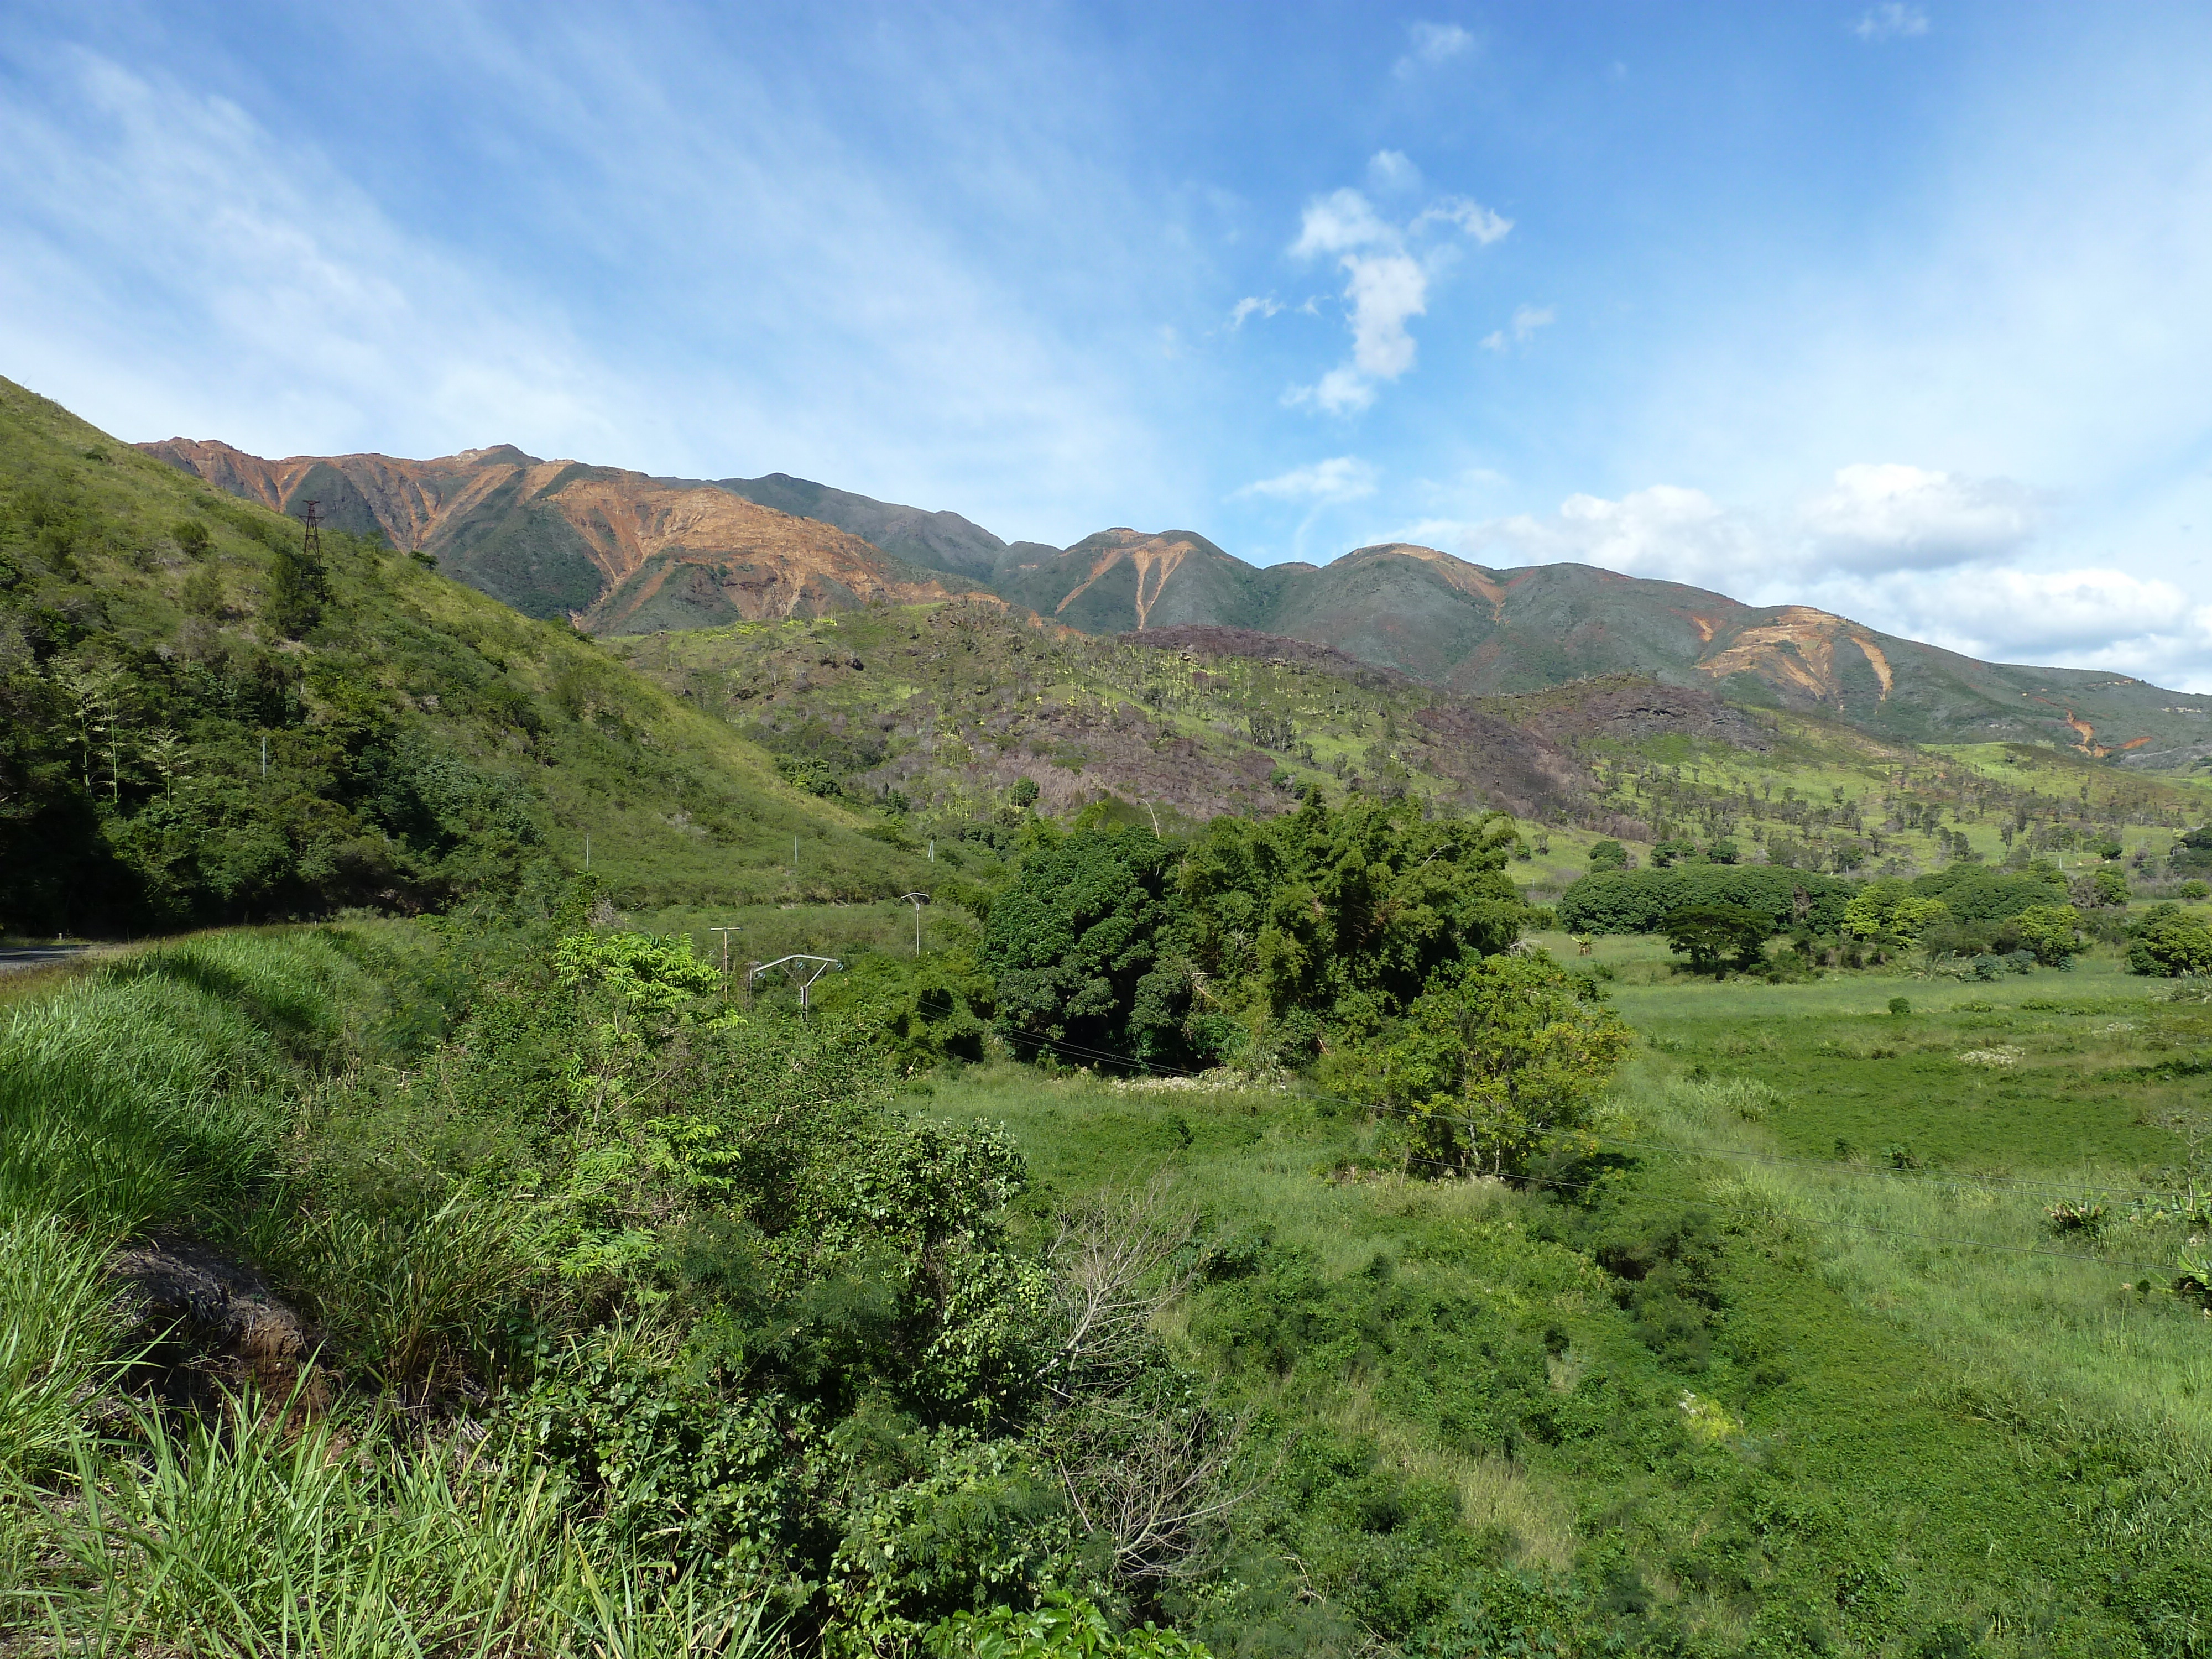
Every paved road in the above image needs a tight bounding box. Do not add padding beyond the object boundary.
[0,946,88,974]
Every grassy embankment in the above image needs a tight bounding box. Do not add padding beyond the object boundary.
[9,916,2212,1655]
[0,925,775,1653]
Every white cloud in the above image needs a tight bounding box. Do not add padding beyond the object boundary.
[1366,150,1421,194]
[1436,462,2037,589]
[1389,461,2212,686]
[1285,367,1377,415]
[1882,567,2192,657]
[1852,5,1931,43]
[1229,295,1282,328]
[1235,456,1378,503]
[1799,462,2041,570]
[1411,196,1513,243]
[1481,303,1556,352]
[1395,22,1477,78]
[1342,252,1427,379]
[1290,188,1394,257]
[1285,181,1510,414]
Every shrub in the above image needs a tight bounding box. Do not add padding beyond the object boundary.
[2073,868,2131,909]
[2128,905,2212,978]
[1587,839,1627,872]
[2170,826,2212,875]
[1324,953,1632,1178]
[817,950,997,1071]
[1558,867,1853,936]
[2011,904,2083,967]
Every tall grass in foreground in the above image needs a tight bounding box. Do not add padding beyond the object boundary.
[0,1216,127,1483]
[11,1400,778,1658]
[0,931,378,1235]
[1626,1073,2212,1549]
[0,927,773,1656]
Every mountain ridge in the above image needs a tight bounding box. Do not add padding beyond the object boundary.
[141,437,2212,765]
[139,438,971,632]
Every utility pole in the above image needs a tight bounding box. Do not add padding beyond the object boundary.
[584,834,591,870]
[899,891,930,954]
[260,734,268,780]
[299,500,322,557]
[709,924,740,984]
[748,953,842,1023]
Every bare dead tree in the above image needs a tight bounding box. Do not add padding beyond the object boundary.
[1032,1176,1199,1405]
[1053,1397,1252,1585]
[1028,1177,1266,1589]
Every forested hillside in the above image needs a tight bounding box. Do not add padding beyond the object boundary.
[1,379,932,931]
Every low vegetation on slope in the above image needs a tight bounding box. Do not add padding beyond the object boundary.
[10,881,2212,1655]
[0,379,933,932]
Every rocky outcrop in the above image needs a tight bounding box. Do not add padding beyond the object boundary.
[109,1239,328,1417]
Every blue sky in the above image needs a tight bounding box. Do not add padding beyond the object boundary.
[4,2,2210,685]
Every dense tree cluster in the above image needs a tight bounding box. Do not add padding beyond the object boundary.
[982,793,1529,1070]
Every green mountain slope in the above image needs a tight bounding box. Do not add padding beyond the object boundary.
[143,435,2212,764]
[996,537,2212,764]
[604,604,2209,910]
[3,380,931,932]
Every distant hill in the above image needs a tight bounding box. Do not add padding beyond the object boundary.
[1008,536,2212,764]
[144,437,2212,765]
[138,439,966,632]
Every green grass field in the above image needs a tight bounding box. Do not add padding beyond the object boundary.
[920,943,2212,1656]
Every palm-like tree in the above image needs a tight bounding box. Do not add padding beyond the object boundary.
[140,727,191,803]
[53,661,127,797]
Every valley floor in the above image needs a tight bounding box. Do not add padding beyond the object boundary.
[928,941,2212,1656]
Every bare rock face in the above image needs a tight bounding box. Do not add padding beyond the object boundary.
[109,1239,328,1417]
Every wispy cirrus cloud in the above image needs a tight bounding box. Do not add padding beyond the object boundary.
[1235,456,1377,504]
[0,15,1186,545]
[1851,5,1930,43]
[1394,22,1476,79]
[1283,163,1511,414]
[1228,295,1283,329]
